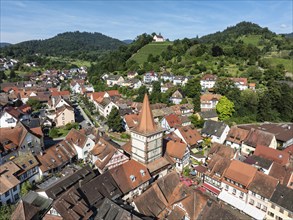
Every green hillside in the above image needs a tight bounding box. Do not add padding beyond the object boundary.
[0,31,125,60]
[130,41,173,64]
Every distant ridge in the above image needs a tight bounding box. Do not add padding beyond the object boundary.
[1,31,125,58]
[0,42,11,48]
[123,39,134,44]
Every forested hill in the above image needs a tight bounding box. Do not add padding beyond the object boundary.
[1,31,125,59]
[200,21,276,44]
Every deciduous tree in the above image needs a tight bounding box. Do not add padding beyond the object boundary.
[216,96,235,121]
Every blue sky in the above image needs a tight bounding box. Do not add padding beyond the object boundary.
[1,0,292,44]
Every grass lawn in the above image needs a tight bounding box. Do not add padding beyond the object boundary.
[130,41,172,64]
[263,57,293,73]
[238,35,261,46]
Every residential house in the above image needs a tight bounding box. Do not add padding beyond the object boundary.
[36,140,77,176]
[230,77,248,90]
[95,97,119,118]
[96,198,143,220]
[122,78,142,89]
[11,193,51,220]
[0,106,27,128]
[254,145,290,167]
[70,79,85,94]
[249,83,256,90]
[241,128,277,155]
[218,160,257,212]
[268,162,292,186]
[133,171,189,218]
[174,125,202,148]
[266,184,293,220]
[200,93,221,112]
[225,126,250,149]
[0,137,19,165]
[110,159,151,200]
[161,114,182,132]
[202,143,235,196]
[203,155,230,197]
[79,171,122,209]
[240,123,293,149]
[13,191,52,219]
[106,75,124,86]
[171,103,194,116]
[170,89,185,104]
[161,82,174,93]
[64,129,95,161]
[52,96,71,109]
[54,105,75,127]
[12,153,40,184]
[123,114,139,132]
[127,71,138,79]
[49,187,94,219]
[166,140,190,172]
[243,155,273,174]
[90,135,129,173]
[143,71,158,84]
[18,90,38,104]
[153,34,165,42]
[38,165,96,200]
[0,124,43,160]
[245,171,279,220]
[195,110,218,121]
[202,120,230,144]
[200,74,217,90]
[173,75,188,86]
[160,72,174,82]
[0,161,21,204]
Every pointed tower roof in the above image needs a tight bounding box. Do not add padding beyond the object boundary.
[135,94,157,134]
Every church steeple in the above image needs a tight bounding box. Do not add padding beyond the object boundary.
[130,93,164,164]
[136,94,156,134]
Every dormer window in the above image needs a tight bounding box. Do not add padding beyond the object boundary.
[130,175,135,182]
[140,169,145,176]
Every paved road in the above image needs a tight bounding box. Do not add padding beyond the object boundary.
[74,104,94,128]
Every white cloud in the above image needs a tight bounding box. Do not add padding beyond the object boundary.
[280,24,287,28]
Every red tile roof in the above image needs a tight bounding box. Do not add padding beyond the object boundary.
[124,114,139,129]
[254,145,290,166]
[110,159,151,194]
[165,114,182,128]
[224,160,257,187]
[176,125,202,146]
[200,93,221,102]
[166,140,187,159]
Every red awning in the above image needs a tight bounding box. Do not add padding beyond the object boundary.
[202,183,221,195]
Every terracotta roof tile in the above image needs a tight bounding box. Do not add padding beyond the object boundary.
[225,126,250,145]
[64,129,87,149]
[268,162,292,185]
[243,128,275,148]
[132,94,159,134]
[164,114,182,128]
[11,200,40,220]
[0,161,21,194]
[200,93,221,102]
[224,160,257,187]
[124,114,139,129]
[166,140,187,159]
[254,145,290,166]
[110,159,151,194]
[248,171,279,198]
[176,125,202,146]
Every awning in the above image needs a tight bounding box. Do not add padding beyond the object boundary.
[218,190,246,211]
[202,183,221,195]
[243,203,266,220]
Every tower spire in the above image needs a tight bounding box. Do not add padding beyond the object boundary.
[136,93,156,133]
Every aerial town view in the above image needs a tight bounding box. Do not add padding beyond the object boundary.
[0,0,292,219]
